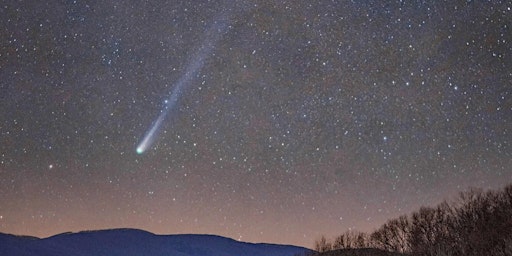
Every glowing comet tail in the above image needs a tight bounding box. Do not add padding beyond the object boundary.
[136,112,167,154]
[136,8,233,154]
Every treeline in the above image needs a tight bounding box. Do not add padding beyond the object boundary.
[312,183,512,256]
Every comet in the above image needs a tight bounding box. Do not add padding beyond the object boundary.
[136,7,234,154]
[136,110,167,154]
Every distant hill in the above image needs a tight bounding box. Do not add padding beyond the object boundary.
[0,228,312,256]
[312,248,405,256]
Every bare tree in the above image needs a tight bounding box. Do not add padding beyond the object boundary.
[449,185,512,256]
[318,183,512,256]
[332,230,370,250]
[370,215,411,253]
[314,235,332,253]
[408,200,456,256]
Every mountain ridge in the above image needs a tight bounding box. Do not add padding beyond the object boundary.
[0,228,312,256]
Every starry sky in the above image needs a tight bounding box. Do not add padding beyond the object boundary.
[0,0,511,248]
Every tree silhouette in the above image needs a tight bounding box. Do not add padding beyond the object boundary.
[370,215,410,253]
[315,235,332,253]
[313,183,512,256]
[332,230,370,250]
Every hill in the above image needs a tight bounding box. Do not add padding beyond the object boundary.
[0,228,312,256]
[315,248,405,256]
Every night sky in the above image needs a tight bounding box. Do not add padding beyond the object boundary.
[1,0,511,248]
